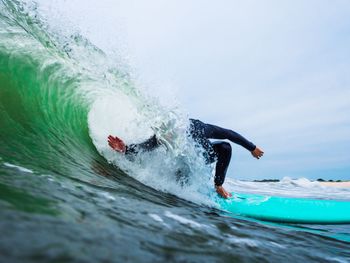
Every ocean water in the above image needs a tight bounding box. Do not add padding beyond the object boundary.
[0,1,350,262]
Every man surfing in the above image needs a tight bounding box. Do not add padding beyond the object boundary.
[108,119,264,198]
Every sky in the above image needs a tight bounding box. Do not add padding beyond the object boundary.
[39,0,350,180]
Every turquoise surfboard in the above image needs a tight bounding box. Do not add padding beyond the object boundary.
[217,192,350,224]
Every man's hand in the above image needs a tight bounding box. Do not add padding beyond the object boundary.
[215,185,232,199]
[108,135,126,153]
[251,147,264,159]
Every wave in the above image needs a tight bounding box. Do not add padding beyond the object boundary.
[0,0,216,205]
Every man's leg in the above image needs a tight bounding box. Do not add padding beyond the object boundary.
[211,141,232,186]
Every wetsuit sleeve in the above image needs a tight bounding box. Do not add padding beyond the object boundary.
[225,129,256,152]
[125,135,161,156]
[203,123,256,152]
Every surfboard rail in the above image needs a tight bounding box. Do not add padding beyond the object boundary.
[217,192,350,224]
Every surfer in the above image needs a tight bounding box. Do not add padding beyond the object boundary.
[108,119,264,198]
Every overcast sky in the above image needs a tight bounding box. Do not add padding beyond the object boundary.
[42,0,350,180]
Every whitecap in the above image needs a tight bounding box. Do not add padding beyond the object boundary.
[100,192,116,201]
[148,213,164,223]
[164,211,202,228]
[3,162,34,174]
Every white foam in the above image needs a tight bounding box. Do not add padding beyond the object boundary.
[164,211,202,228]
[269,241,286,249]
[225,177,350,200]
[87,85,215,206]
[100,192,116,201]
[280,177,319,188]
[227,237,260,248]
[148,213,164,223]
[88,91,153,147]
[3,162,34,174]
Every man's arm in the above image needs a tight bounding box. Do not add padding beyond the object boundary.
[210,127,264,159]
[108,135,161,155]
[222,129,256,151]
[125,135,161,155]
[196,120,255,150]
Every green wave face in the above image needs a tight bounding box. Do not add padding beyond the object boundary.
[0,1,105,179]
[0,0,197,191]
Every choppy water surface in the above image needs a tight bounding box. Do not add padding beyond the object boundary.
[0,1,349,262]
[1,161,350,263]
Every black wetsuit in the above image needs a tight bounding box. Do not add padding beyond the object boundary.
[125,119,256,186]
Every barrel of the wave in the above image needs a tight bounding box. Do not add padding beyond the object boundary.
[217,192,350,224]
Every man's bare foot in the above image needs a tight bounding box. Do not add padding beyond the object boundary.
[215,185,232,199]
[251,147,264,159]
[108,135,126,153]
